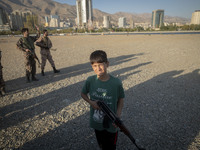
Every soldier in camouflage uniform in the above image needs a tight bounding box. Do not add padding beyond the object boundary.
[0,50,6,96]
[16,27,40,82]
[36,29,60,76]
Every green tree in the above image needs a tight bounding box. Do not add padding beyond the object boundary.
[136,26,144,31]
[190,24,200,30]
[181,25,190,30]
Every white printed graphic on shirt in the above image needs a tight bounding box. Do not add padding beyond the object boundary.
[93,110,104,123]
[92,88,113,123]
[92,88,112,100]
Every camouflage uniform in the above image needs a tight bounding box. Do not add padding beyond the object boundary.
[0,50,6,96]
[36,36,55,70]
[36,36,59,75]
[16,31,40,82]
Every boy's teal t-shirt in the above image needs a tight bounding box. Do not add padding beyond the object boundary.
[82,75,125,133]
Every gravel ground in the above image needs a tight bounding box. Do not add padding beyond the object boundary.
[0,34,200,150]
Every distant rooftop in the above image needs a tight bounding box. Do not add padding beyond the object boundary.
[195,10,200,12]
[153,9,164,12]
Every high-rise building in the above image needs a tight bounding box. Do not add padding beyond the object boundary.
[49,15,60,28]
[76,0,82,27]
[21,10,33,23]
[9,10,37,30]
[44,16,49,27]
[152,9,164,29]
[0,8,4,25]
[103,16,110,28]
[191,10,200,25]
[10,10,24,30]
[0,7,10,31]
[76,0,93,28]
[118,17,126,28]
[0,8,9,25]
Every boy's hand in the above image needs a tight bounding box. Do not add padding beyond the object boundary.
[90,101,100,110]
[112,123,118,128]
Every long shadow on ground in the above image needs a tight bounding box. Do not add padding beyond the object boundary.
[5,53,143,94]
[120,69,200,150]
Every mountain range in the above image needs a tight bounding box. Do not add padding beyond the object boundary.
[0,0,190,26]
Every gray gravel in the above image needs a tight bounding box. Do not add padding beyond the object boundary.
[0,34,200,150]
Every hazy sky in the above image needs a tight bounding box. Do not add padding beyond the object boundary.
[53,0,200,19]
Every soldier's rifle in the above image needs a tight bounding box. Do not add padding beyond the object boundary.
[27,50,41,68]
[36,40,57,51]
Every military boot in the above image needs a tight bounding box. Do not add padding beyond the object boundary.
[41,70,45,76]
[32,75,39,81]
[53,67,60,73]
[26,74,30,83]
[0,87,6,96]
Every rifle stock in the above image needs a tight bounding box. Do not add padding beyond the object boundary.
[97,101,145,150]
[28,51,41,67]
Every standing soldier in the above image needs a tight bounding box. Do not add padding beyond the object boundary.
[0,50,6,96]
[36,29,60,76]
[16,26,40,83]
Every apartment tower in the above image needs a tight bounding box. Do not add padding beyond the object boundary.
[103,16,110,28]
[10,10,24,30]
[191,10,200,25]
[76,0,93,28]
[118,17,126,28]
[49,15,60,28]
[0,7,10,31]
[152,9,164,29]
[0,8,9,25]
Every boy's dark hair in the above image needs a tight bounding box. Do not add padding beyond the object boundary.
[43,29,48,33]
[21,28,29,34]
[90,50,108,64]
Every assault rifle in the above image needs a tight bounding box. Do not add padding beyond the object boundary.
[34,54,41,68]
[97,101,145,150]
[27,51,41,68]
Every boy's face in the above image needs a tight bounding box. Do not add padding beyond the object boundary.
[91,62,109,77]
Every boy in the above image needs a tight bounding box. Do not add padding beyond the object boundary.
[36,29,60,76]
[81,50,125,150]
